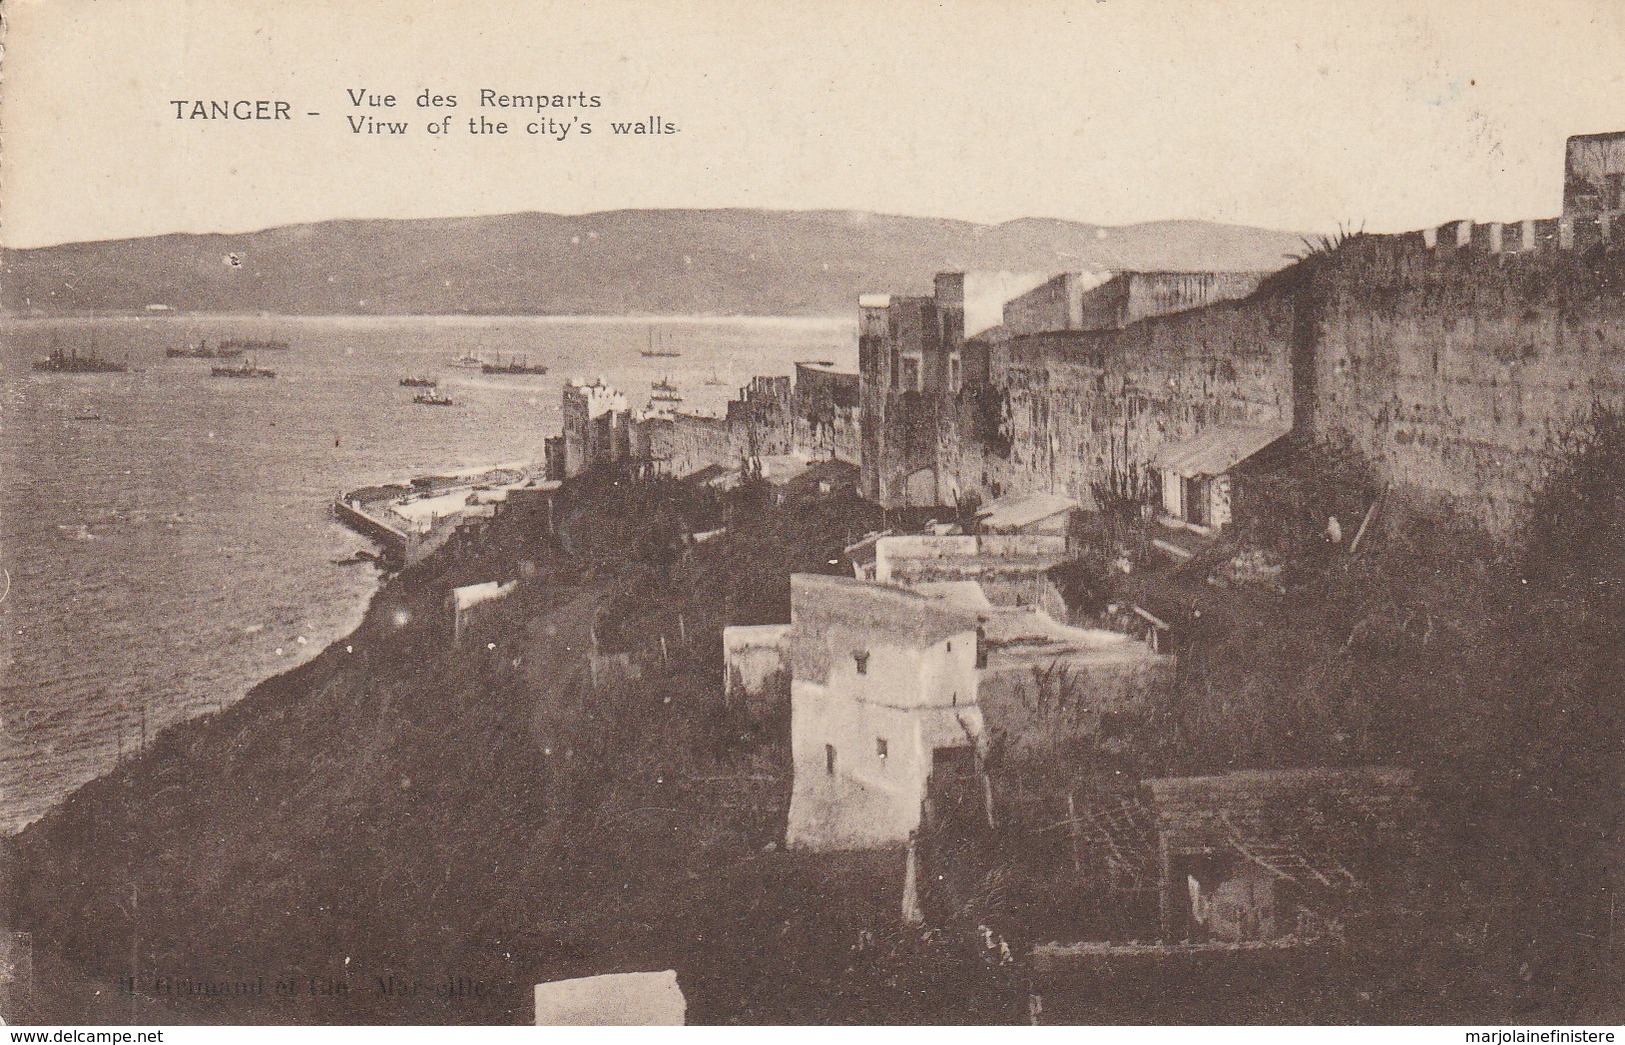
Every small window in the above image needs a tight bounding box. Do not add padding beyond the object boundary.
[825,744,836,775]
[946,641,953,653]
[876,738,888,760]
[854,651,869,675]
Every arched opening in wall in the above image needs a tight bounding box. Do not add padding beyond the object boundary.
[902,467,938,507]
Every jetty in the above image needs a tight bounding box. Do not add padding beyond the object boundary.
[332,465,534,567]
[331,496,417,567]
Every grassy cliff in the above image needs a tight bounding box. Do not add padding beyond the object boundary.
[1,473,1014,1025]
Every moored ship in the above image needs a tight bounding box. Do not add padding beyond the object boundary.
[210,358,276,379]
[400,375,438,388]
[413,390,455,406]
[33,346,128,374]
[650,377,683,404]
[481,355,548,375]
[450,350,485,369]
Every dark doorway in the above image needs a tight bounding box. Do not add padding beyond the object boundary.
[1183,476,1209,526]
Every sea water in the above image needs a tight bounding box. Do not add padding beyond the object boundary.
[0,313,854,834]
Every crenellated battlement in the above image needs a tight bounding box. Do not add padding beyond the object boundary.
[1416,213,1620,255]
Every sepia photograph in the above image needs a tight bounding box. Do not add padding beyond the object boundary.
[0,0,1620,1031]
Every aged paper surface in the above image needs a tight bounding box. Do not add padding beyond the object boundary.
[0,0,1621,1030]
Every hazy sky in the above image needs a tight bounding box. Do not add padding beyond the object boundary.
[2,0,1623,248]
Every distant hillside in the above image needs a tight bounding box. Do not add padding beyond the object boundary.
[0,209,1308,317]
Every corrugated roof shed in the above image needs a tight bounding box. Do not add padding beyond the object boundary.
[976,491,1078,532]
[1143,767,1419,891]
[1153,425,1289,477]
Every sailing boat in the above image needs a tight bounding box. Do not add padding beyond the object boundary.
[705,365,727,386]
[639,328,680,358]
